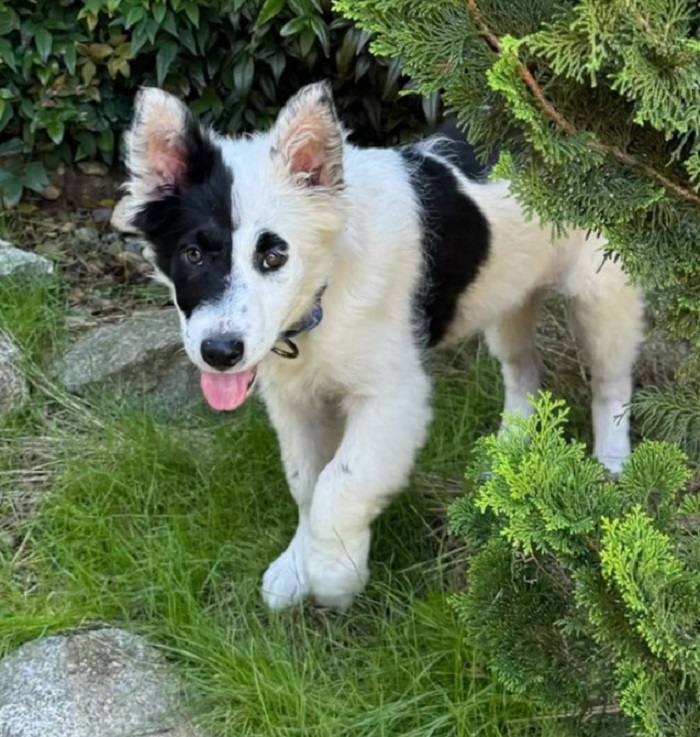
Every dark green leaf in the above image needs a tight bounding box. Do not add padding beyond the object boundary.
[156,40,179,86]
[309,16,329,56]
[255,0,286,28]
[421,92,440,127]
[179,26,198,56]
[196,18,210,52]
[0,176,23,207]
[20,98,34,120]
[299,28,315,58]
[162,10,178,36]
[280,17,308,37]
[1,176,23,208]
[383,57,402,98]
[188,60,207,91]
[98,128,115,159]
[190,86,220,116]
[0,101,12,133]
[0,7,18,36]
[63,42,77,75]
[23,161,49,194]
[153,3,167,24]
[259,73,276,102]
[130,23,149,55]
[184,2,200,28]
[125,6,145,29]
[268,51,286,83]
[233,56,254,93]
[335,32,355,77]
[37,67,52,85]
[44,141,71,171]
[0,39,17,72]
[46,119,65,145]
[354,54,370,82]
[146,16,160,44]
[35,26,52,63]
[75,131,97,160]
[0,139,25,157]
[83,0,102,16]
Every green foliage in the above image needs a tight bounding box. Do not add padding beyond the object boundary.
[335,0,700,440]
[0,0,430,207]
[448,393,699,736]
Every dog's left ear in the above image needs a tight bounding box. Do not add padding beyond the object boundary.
[271,81,344,189]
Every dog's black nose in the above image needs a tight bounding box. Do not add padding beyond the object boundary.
[201,336,245,369]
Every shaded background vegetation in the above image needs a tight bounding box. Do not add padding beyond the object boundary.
[0,0,434,207]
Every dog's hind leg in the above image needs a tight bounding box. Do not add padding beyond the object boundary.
[261,394,344,610]
[566,252,644,475]
[484,291,543,427]
[306,369,433,611]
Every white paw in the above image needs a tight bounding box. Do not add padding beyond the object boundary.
[306,532,370,612]
[261,546,309,610]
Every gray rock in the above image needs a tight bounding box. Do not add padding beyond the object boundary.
[56,308,202,413]
[0,331,28,414]
[0,628,202,737]
[0,240,54,277]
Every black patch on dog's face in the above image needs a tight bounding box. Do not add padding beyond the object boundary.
[132,119,234,318]
[253,230,289,273]
[400,147,491,347]
[255,231,288,255]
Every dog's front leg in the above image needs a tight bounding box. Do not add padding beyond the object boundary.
[261,392,343,610]
[306,375,432,611]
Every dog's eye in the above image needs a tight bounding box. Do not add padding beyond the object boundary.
[262,251,288,271]
[183,246,203,265]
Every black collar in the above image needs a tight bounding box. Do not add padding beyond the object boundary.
[271,286,326,359]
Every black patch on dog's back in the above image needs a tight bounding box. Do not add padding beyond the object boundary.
[431,118,498,179]
[132,116,234,318]
[400,146,491,347]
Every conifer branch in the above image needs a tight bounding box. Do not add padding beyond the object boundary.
[466,0,700,207]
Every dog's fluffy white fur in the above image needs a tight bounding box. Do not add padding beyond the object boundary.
[116,82,645,611]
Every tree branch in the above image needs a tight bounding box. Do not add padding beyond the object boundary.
[466,0,700,207]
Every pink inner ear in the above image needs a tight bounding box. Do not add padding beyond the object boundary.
[147,136,187,189]
[291,145,322,175]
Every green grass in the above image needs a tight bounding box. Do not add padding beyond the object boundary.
[0,261,586,736]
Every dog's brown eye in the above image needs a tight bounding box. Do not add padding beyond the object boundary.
[262,251,287,270]
[184,247,203,265]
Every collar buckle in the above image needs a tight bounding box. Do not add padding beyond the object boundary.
[271,286,326,360]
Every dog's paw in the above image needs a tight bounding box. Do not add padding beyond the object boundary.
[261,547,309,610]
[596,455,625,479]
[306,533,370,613]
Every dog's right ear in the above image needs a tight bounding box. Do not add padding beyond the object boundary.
[271,81,344,190]
[122,87,194,197]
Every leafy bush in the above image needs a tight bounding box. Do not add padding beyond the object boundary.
[0,0,431,207]
[335,0,700,449]
[449,393,699,736]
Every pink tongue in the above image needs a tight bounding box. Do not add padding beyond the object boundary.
[200,370,255,411]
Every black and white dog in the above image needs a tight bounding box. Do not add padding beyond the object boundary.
[114,81,644,611]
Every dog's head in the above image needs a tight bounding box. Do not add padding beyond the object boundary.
[116,82,347,410]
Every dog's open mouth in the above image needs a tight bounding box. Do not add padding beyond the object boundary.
[200,369,257,411]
